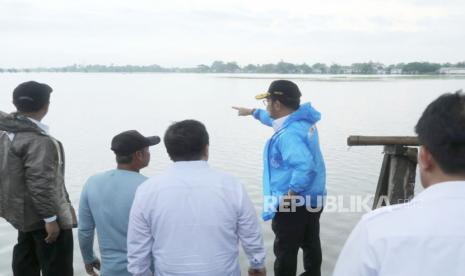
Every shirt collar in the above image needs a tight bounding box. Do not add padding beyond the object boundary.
[171,160,209,169]
[412,180,465,202]
[272,114,290,132]
[27,117,50,135]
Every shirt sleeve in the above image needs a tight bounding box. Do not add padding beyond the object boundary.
[252,108,273,127]
[43,216,57,223]
[237,183,266,269]
[78,183,97,264]
[332,219,379,276]
[127,187,154,276]
[278,131,316,193]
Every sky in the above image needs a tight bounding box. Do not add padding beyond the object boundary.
[1,0,464,68]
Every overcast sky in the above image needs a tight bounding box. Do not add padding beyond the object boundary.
[1,0,464,68]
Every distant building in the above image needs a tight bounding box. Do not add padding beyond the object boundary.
[390,68,402,74]
[342,67,353,74]
[439,67,465,75]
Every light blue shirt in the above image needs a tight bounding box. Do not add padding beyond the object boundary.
[78,169,148,276]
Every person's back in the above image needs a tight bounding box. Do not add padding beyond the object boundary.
[0,81,76,276]
[135,161,259,274]
[333,91,465,276]
[127,120,266,276]
[79,130,160,276]
[334,183,465,276]
[80,170,147,275]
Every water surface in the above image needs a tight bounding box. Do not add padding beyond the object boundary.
[1,73,464,275]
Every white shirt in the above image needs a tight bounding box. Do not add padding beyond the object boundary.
[127,161,266,276]
[333,181,465,276]
[272,114,290,132]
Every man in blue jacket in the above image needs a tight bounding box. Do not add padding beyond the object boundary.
[233,80,326,276]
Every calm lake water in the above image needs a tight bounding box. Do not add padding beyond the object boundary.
[1,73,464,276]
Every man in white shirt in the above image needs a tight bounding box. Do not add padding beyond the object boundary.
[333,90,465,276]
[127,120,266,276]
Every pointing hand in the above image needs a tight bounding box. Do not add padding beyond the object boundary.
[232,106,254,116]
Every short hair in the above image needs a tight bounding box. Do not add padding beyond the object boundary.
[415,90,465,175]
[13,81,52,113]
[270,95,300,110]
[164,120,209,161]
[116,154,133,164]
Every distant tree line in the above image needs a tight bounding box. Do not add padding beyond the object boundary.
[1,61,465,74]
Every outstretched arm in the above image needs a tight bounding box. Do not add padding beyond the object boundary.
[232,106,255,116]
[232,106,273,127]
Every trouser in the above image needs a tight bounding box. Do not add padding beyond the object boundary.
[12,228,74,276]
[272,206,323,276]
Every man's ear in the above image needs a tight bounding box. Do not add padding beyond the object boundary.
[203,144,209,160]
[134,151,143,161]
[419,146,433,173]
[42,102,50,116]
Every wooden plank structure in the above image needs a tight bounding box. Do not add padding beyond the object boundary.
[347,136,420,209]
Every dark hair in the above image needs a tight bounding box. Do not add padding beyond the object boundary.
[116,154,133,164]
[415,90,465,175]
[164,120,209,161]
[13,81,52,113]
[270,95,300,110]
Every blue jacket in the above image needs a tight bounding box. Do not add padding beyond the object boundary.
[253,103,326,221]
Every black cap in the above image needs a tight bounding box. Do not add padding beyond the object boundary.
[13,81,53,112]
[111,130,160,155]
[255,80,302,103]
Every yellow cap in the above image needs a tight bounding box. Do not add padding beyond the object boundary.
[255,91,285,100]
[255,92,270,100]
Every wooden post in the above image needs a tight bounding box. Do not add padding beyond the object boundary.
[347,136,419,209]
[347,136,419,146]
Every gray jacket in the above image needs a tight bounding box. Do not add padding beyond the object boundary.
[0,111,77,232]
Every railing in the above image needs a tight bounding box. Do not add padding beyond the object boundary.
[347,136,420,209]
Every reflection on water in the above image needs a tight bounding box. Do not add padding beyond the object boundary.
[0,73,463,275]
